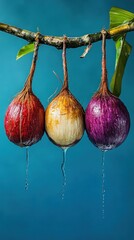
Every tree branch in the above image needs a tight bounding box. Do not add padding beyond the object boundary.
[0,22,134,49]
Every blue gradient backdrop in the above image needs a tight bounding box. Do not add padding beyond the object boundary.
[0,1,134,239]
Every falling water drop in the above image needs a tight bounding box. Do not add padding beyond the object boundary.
[25,146,29,191]
[101,150,106,219]
[61,147,68,200]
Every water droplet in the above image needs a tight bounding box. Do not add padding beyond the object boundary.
[25,146,29,191]
[101,150,106,219]
[61,147,68,200]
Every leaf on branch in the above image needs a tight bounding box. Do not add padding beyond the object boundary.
[16,43,34,60]
[110,36,132,97]
[110,6,134,29]
[109,7,133,97]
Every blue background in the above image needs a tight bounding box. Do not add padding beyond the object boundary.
[0,0,134,239]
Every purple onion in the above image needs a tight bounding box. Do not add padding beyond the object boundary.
[85,92,130,150]
[85,30,130,151]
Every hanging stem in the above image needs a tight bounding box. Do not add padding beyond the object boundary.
[61,35,69,91]
[99,29,109,94]
[23,32,40,92]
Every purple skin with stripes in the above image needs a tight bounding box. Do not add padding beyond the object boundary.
[85,92,130,151]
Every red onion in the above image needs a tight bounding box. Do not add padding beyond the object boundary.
[4,35,45,147]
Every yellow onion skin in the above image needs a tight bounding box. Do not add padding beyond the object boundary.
[4,90,45,147]
[45,89,85,147]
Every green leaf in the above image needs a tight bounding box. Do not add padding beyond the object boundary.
[110,36,132,97]
[16,42,34,60]
[110,7,134,28]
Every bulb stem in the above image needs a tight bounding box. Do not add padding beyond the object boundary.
[24,32,40,92]
[99,29,109,94]
[61,35,69,91]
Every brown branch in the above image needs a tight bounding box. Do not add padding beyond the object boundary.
[0,22,134,49]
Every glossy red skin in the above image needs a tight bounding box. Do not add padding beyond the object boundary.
[85,92,130,150]
[4,92,45,147]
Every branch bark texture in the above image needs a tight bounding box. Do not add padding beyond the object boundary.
[0,22,134,49]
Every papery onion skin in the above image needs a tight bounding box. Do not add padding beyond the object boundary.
[45,89,85,147]
[85,91,130,151]
[4,91,45,147]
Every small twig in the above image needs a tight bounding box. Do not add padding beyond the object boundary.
[80,41,92,58]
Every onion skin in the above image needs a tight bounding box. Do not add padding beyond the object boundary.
[4,34,45,147]
[85,30,130,151]
[85,91,130,150]
[4,90,45,147]
[45,89,85,147]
